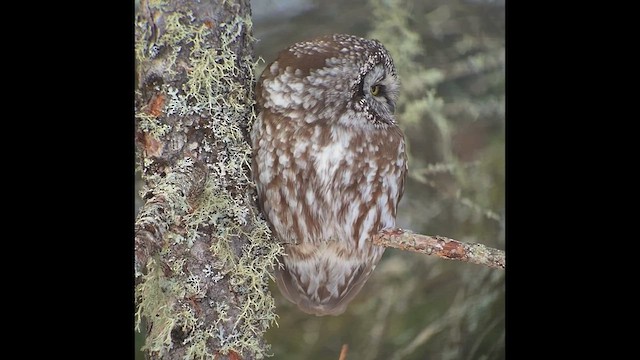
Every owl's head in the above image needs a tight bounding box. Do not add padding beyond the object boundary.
[256,34,400,130]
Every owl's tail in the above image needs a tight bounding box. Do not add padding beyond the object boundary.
[274,243,385,316]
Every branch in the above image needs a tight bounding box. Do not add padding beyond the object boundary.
[338,344,349,360]
[373,228,505,270]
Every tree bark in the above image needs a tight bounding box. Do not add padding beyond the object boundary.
[134,0,280,359]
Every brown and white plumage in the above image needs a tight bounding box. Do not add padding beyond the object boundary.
[251,34,407,316]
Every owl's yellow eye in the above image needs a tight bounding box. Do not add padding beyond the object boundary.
[370,84,381,96]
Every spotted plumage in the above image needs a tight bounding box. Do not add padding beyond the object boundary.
[251,34,407,316]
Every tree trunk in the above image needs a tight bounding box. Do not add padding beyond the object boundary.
[134,0,280,359]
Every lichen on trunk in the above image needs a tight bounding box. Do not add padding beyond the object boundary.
[134,0,282,359]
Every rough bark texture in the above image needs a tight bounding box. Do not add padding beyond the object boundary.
[134,0,281,359]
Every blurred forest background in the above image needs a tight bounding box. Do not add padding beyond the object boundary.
[135,0,505,359]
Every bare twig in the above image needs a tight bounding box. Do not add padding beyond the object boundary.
[338,344,349,360]
[374,228,505,269]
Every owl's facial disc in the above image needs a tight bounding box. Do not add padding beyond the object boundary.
[360,63,399,125]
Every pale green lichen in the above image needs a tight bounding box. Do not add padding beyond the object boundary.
[136,5,282,359]
[136,110,172,137]
[135,257,181,356]
[180,172,280,358]
[157,11,205,76]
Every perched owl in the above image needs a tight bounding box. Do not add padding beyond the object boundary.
[251,34,407,316]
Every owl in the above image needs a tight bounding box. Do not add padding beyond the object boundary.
[251,34,408,316]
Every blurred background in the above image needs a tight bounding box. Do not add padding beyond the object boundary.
[136,0,505,358]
